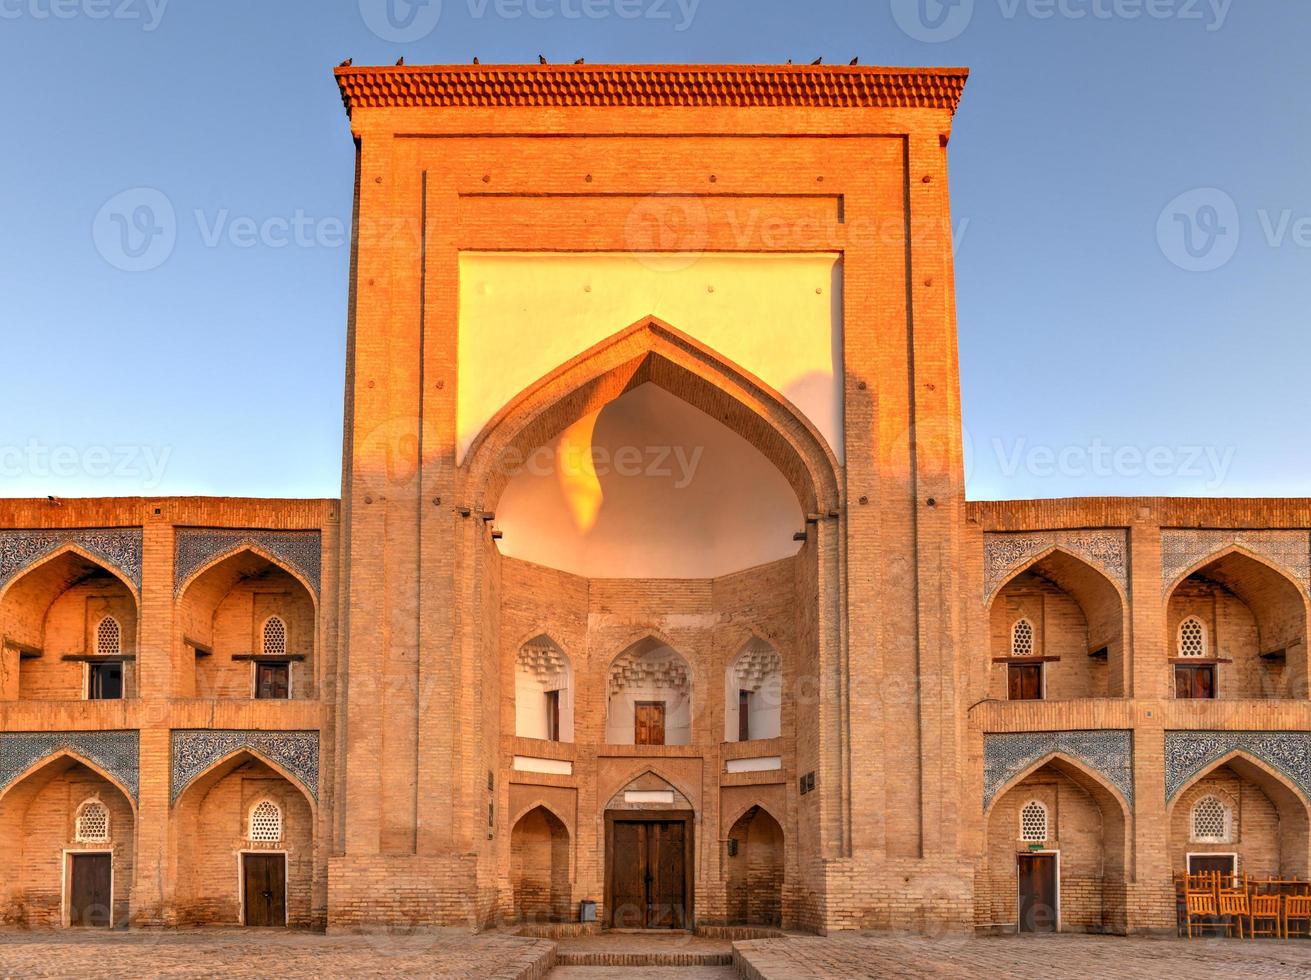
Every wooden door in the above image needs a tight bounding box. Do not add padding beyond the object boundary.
[1017,854,1058,933]
[1189,854,1235,876]
[243,853,287,926]
[69,853,112,927]
[634,701,666,746]
[1008,664,1043,701]
[609,820,688,929]
[1175,664,1216,699]
[611,821,648,928]
[648,821,686,928]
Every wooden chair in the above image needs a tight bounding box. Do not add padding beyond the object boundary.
[1185,891,1220,938]
[1249,893,1281,938]
[1218,890,1249,938]
[1285,895,1311,939]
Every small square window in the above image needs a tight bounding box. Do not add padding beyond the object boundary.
[255,662,290,700]
[89,662,123,700]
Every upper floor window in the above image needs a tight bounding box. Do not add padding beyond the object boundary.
[1191,795,1233,843]
[95,616,121,656]
[262,616,287,656]
[248,799,283,842]
[75,799,110,843]
[1178,617,1207,658]
[1019,800,1049,842]
[1011,619,1035,657]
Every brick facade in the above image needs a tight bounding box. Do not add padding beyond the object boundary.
[0,63,1307,937]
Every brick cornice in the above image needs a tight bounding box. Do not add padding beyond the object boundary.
[333,63,968,115]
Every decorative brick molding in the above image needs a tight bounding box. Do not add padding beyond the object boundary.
[1160,529,1311,594]
[173,528,322,597]
[983,731,1134,809]
[1164,730,1311,802]
[335,63,969,114]
[171,730,319,803]
[0,528,143,592]
[0,731,139,802]
[982,530,1128,602]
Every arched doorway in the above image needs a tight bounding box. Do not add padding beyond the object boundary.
[0,548,139,701]
[510,806,571,923]
[981,756,1130,934]
[0,753,136,927]
[1169,754,1310,881]
[172,751,315,927]
[1165,550,1309,700]
[988,550,1127,700]
[725,805,783,926]
[176,548,317,700]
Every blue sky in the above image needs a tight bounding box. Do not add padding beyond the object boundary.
[1,0,1307,500]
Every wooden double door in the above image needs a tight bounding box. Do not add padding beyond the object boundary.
[243,853,287,926]
[609,819,689,929]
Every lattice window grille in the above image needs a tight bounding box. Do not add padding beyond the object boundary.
[1012,619,1035,658]
[96,617,121,656]
[1019,800,1048,842]
[262,617,287,656]
[75,800,110,843]
[248,800,283,842]
[1178,617,1207,658]
[1192,795,1231,843]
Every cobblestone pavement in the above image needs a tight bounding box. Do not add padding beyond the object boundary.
[0,929,553,979]
[734,933,1311,979]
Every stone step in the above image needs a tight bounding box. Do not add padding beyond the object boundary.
[554,950,734,967]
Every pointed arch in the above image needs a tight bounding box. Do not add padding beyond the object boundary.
[0,748,139,815]
[605,628,686,670]
[724,798,785,833]
[986,544,1128,615]
[171,746,318,814]
[602,765,699,813]
[463,316,841,515]
[175,542,319,614]
[1165,543,1309,604]
[985,749,1133,822]
[1168,748,1311,814]
[509,798,574,838]
[0,541,141,607]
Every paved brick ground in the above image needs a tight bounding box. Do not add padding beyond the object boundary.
[734,934,1311,979]
[0,930,554,979]
[3,931,1311,979]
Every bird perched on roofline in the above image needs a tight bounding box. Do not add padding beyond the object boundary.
[473,56,480,64]
[396,57,405,66]
[574,57,585,64]
[811,56,823,65]
[850,57,859,65]
[539,54,548,64]
[338,58,352,68]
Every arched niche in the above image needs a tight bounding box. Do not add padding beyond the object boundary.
[176,547,317,700]
[724,637,782,742]
[515,635,573,743]
[606,638,693,746]
[0,548,139,701]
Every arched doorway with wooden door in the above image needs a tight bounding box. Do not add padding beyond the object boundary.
[603,771,696,929]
